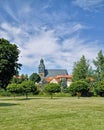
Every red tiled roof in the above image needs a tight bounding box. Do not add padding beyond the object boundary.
[13,75,26,79]
[45,77,53,82]
[45,75,72,83]
[55,75,72,79]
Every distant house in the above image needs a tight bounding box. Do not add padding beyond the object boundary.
[38,59,72,86]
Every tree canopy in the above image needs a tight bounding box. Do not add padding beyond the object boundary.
[0,38,22,89]
[68,80,89,97]
[93,50,104,81]
[11,74,28,84]
[20,80,37,99]
[29,73,41,83]
[7,80,37,99]
[44,83,61,98]
[94,80,104,97]
[72,55,90,81]
[7,83,19,95]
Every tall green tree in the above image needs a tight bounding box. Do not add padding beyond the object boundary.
[72,55,90,81]
[93,50,104,81]
[29,73,41,83]
[0,38,22,89]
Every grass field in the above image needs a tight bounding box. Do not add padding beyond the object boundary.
[0,96,104,130]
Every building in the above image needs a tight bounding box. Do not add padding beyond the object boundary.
[38,59,72,86]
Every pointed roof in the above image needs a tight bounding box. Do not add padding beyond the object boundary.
[39,58,45,68]
[40,58,44,64]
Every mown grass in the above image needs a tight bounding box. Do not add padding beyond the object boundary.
[0,96,104,130]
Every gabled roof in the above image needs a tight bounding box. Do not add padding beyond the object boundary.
[55,75,72,79]
[45,69,68,77]
[45,77,53,82]
[45,75,72,83]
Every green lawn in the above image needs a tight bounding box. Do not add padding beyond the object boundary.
[0,97,104,130]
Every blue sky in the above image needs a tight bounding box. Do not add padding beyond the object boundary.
[0,0,104,75]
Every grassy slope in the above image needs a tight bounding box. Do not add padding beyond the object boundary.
[0,97,104,130]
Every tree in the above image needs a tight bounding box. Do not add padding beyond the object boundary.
[11,74,28,84]
[29,73,41,83]
[68,81,89,97]
[94,80,104,97]
[7,83,19,96]
[72,55,90,81]
[0,38,22,89]
[44,83,61,98]
[93,50,104,81]
[20,80,37,99]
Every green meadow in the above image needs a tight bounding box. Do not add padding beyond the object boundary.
[0,97,104,130]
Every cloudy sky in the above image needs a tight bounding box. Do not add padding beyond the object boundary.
[0,0,104,75]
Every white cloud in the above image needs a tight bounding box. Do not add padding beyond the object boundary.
[73,0,104,10]
[0,21,102,74]
[0,22,30,46]
[0,0,103,75]
[17,22,89,69]
[19,30,60,66]
[1,23,21,34]
[21,33,102,74]
[55,23,86,36]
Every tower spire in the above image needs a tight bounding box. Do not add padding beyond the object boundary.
[38,58,45,77]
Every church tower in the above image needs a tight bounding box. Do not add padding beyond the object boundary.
[38,59,45,78]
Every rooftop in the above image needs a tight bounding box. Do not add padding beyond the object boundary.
[45,69,68,77]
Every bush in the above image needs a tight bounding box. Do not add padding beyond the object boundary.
[20,80,37,99]
[7,83,18,93]
[68,80,90,97]
[44,83,61,98]
[0,88,11,96]
[7,81,38,98]
[94,81,104,97]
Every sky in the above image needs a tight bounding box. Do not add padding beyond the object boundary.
[0,0,104,76]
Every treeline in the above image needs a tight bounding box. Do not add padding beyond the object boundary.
[70,50,104,97]
[0,73,41,99]
[0,38,104,98]
[1,50,104,98]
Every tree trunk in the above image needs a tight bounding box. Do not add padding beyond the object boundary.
[26,93,28,99]
[50,93,53,99]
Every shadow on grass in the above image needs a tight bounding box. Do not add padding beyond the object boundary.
[0,97,43,101]
[0,96,63,101]
[0,102,19,107]
[15,97,44,101]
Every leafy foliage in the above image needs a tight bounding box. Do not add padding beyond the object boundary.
[72,55,90,81]
[44,83,61,98]
[7,83,19,95]
[7,81,37,99]
[93,50,104,81]
[20,80,37,99]
[11,74,28,84]
[0,38,22,89]
[29,73,41,83]
[94,81,104,96]
[68,81,89,96]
